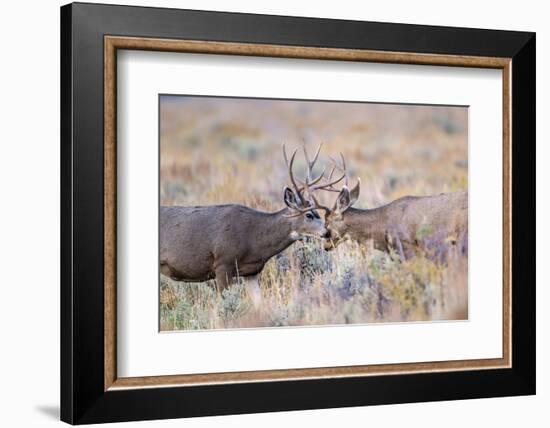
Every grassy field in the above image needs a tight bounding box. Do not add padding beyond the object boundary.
[159,96,468,331]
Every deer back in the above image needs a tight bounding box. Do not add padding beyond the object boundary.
[339,191,467,253]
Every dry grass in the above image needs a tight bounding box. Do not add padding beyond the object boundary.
[159,96,468,331]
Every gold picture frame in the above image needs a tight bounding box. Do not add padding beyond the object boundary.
[103,35,512,391]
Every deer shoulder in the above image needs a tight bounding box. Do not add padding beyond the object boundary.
[159,144,330,291]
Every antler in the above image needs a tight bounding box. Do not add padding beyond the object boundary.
[283,143,332,215]
[303,153,347,195]
[282,145,303,201]
[308,153,348,193]
[282,143,352,215]
[302,144,324,183]
[304,152,353,215]
[283,143,326,199]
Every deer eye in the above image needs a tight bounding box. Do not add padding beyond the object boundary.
[305,213,314,220]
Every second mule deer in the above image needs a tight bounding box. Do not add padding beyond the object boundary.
[309,154,468,258]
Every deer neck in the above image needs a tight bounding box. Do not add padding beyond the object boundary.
[342,206,388,248]
[252,209,297,258]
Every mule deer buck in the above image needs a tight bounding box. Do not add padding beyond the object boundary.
[160,145,338,291]
[308,153,468,258]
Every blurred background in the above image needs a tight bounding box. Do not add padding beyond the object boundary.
[160,95,468,331]
[160,96,467,209]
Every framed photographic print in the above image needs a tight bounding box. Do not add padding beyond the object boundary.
[60,2,536,424]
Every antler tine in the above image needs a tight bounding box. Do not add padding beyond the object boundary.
[283,145,305,184]
[282,143,293,169]
[308,143,323,171]
[309,155,345,190]
[325,164,336,184]
[339,152,349,187]
[309,171,346,192]
[285,143,326,198]
[288,149,302,194]
[302,143,323,182]
[302,143,326,197]
[307,167,326,187]
[302,145,311,182]
[311,144,322,167]
[283,144,308,204]
[304,152,348,193]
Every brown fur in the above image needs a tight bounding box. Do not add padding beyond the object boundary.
[160,194,327,290]
[324,189,468,257]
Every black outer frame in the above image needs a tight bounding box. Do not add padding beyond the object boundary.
[60,2,535,424]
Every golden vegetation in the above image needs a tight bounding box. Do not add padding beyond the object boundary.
[159,96,468,331]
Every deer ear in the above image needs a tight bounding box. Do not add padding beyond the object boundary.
[349,178,361,206]
[335,187,352,213]
[283,187,300,210]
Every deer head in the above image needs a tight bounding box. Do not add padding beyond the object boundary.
[282,144,339,241]
[304,152,361,250]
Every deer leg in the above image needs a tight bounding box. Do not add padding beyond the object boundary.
[385,230,406,261]
[244,275,262,308]
[214,266,231,293]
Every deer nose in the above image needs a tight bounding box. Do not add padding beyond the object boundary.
[322,229,331,239]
